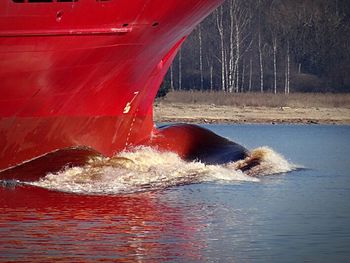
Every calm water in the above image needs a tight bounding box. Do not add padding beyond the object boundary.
[1,124,350,262]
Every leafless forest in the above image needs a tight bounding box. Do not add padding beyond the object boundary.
[161,0,350,95]
[161,91,350,108]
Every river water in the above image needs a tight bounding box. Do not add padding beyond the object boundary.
[1,124,349,262]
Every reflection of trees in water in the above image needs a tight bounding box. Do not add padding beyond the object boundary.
[0,186,206,262]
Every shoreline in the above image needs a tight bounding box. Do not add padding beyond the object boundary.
[153,102,350,125]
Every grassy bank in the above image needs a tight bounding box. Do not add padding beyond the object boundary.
[160,91,350,108]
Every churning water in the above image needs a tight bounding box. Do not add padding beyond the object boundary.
[1,124,349,262]
[28,146,294,195]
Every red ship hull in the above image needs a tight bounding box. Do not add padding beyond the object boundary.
[0,0,250,180]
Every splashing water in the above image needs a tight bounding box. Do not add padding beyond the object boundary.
[27,146,296,195]
[228,147,296,177]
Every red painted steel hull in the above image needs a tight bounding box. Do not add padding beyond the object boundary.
[0,0,224,174]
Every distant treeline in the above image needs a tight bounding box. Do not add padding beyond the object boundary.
[162,0,350,94]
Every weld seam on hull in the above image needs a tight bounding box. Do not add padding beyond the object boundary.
[0,27,132,37]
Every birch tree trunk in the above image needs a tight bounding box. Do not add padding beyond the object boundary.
[287,41,290,94]
[216,7,226,92]
[198,24,204,90]
[228,0,235,92]
[273,37,277,94]
[258,0,264,93]
[241,59,245,92]
[178,48,182,90]
[284,58,287,94]
[210,64,213,91]
[259,31,264,93]
[224,48,229,92]
[249,56,252,92]
[235,14,240,93]
[170,64,174,91]
[284,40,290,94]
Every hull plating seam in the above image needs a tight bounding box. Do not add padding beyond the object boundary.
[0,27,132,37]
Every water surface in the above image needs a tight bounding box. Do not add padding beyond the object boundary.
[1,124,349,262]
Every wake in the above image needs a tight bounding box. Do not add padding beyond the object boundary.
[28,146,296,195]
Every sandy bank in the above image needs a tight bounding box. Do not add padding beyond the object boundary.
[153,102,350,125]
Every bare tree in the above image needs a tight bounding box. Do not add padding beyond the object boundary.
[234,7,240,92]
[258,0,264,93]
[285,40,290,94]
[170,64,174,91]
[178,48,182,90]
[249,56,252,92]
[258,31,264,92]
[210,64,214,91]
[241,59,245,92]
[272,37,277,94]
[225,0,251,93]
[216,6,226,92]
[161,0,350,94]
[198,24,204,90]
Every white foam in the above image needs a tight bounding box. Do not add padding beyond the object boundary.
[228,146,296,177]
[29,146,294,195]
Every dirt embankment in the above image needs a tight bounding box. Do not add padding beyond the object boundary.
[154,91,350,125]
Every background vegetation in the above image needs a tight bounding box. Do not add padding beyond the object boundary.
[161,0,350,94]
[161,91,350,108]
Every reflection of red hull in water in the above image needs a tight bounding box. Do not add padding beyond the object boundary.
[0,185,206,261]
[0,0,249,180]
